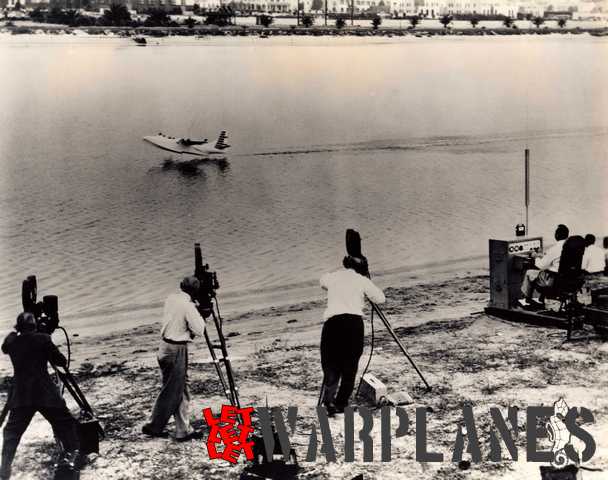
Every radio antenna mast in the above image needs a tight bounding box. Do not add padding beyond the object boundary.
[525,148,530,235]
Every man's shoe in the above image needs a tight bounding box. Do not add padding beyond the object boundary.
[530,298,545,309]
[142,425,169,438]
[517,298,532,308]
[323,402,338,417]
[175,430,206,442]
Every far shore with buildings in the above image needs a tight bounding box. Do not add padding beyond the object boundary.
[2,0,608,22]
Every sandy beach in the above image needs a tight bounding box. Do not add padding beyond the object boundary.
[2,269,607,479]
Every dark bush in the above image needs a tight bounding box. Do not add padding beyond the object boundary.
[144,8,170,27]
[440,14,453,28]
[301,14,313,27]
[29,7,45,22]
[101,3,132,27]
[205,11,232,26]
[183,16,198,28]
[259,14,272,27]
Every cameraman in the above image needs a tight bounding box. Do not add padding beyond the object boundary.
[319,256,385,415]
[142,276,206,442]
[1,312,79,480]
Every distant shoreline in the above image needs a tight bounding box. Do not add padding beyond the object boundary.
[3,21,608,38]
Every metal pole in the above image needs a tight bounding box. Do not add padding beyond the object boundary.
[370,302,431,391]
[203,328,231,400]
[525,148,530,235]
[317,375,326,406]
[211,302,240,408]
[350,0,353,25]
[324,0,327,25]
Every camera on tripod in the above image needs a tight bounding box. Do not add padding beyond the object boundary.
[18,275,105,459]
[345,229,432,392]
[194,243,220,318]
[345,229,370,278]
[21,275,60,335]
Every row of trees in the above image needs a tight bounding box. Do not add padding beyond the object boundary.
[29,4,179,27]
[27,4,234,27]
[436,14,567,29]
[23,5,569,30]
[258,13,566,30]
[258,14,382,29]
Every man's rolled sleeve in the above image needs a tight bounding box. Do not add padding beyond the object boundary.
[364,279,386,304]
[535,243,560,271]
[185,303,206,338]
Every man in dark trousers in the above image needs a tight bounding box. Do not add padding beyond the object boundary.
[1,312,79,480]
[319,256,385,415]
[142,276,206,441]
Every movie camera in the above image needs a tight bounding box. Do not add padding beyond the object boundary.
[192,243,240,408]
[18,275,104,460]
[193,243,220,319]
[344,229,431,394]
[316,230,431,407]
[21,275,60,335]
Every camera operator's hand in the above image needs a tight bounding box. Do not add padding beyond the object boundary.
[49,341,68,369]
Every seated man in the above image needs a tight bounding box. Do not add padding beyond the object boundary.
[518,224,569,308]
[582,234,605,275]
[605,237,608,275]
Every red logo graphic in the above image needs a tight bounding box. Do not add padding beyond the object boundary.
[203,405,255,464]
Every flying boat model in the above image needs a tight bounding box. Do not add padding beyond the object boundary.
[143,130,230,156]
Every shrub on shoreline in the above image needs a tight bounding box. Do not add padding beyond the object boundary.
[101,3,132,27]
[301,15,313,28]
[371,15,382,30]
[259,14,273,28]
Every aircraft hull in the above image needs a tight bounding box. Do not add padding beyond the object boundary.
[143,135,224,156]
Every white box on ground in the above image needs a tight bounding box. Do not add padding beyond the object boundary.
[359,373,388,405]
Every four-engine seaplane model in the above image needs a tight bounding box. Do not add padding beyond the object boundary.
[143,130,230,156]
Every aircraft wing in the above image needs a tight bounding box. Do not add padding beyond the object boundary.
[143,135,208,156]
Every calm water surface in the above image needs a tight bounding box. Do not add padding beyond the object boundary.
[0,35,607,329]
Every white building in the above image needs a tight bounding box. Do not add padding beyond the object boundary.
[416,0,544,17]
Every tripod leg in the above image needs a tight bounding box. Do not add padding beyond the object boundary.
[317,375,326,407]
[355,375,365,399]
[371,303,431,391]
[203,329,231,403]
[210,306,241,408]
[54,370,86,413]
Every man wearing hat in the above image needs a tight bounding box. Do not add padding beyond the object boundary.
[1,312,79,480]
[142,276,206,441]
[319,256,385,415]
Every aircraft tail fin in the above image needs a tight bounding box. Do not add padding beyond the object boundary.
[214,131,230,150]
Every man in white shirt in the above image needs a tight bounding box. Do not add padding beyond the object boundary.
[143,276,206,441]
[519,224,569,308]
[582,234,605,274]
[319,256,385,415]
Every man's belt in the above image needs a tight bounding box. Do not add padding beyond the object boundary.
[162,337,188,345]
